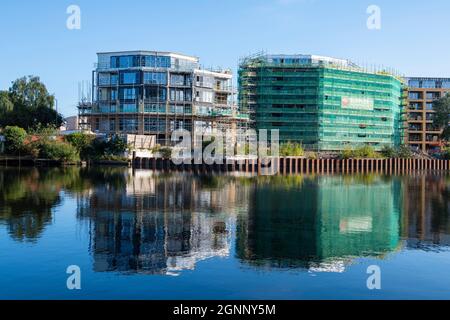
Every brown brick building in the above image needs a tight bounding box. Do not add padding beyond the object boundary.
[406,77,450,153]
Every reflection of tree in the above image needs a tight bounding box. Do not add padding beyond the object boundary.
[0,167,90,242]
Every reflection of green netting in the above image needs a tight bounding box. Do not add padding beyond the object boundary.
[239,58,405,151]
[317,176,400,258]
[235,176,401,268]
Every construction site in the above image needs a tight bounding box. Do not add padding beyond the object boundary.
[78,51,249,147]
[239,53,406,152]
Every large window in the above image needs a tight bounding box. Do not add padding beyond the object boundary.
[111,56,141,68]
[120,72,140,85]
[170,74,191,86]
[119,88,137,100]
[144,87,167,101]
[170,88,192,102]
[120,103,138,113]
[144,72,167,85]
[144,118,166,132]
[144,104,166,113]
[144,55,170,68]
[119,119,139,131]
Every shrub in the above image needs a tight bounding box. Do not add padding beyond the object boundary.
[280,141,304,157]
[107,136,129,155]
[159,147,172,159]
[442,147,450,160]
[3,126,27,154]
[65,133,94,160]
[38,141,79,162]
[396,145,413,159]
[340,145,381,159]
[341,146,354,159]
[381,145,396,158]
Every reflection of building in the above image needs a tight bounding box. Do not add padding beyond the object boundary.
[406,78,450,153]
[239,54,404,151]
[402,174,450,249]
[78,172,249,275]
[236,176,401,272]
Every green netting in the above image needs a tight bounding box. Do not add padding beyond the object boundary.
[239,57,405,151]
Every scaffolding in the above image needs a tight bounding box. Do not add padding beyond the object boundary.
[238,54,405,152]
[79,51,250,146]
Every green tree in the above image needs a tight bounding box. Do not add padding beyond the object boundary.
[3,126,27,154]
[0,76,64,130]
[0,91,13,115]
[65,132,94,160]
[280,141,304,156]
[106,136,129,155]
[433,94,450,141]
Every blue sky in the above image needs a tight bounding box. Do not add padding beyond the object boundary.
[1,0,449,116]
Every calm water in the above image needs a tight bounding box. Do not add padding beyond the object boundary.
[0,167,449,300]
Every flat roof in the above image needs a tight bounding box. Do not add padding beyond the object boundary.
[97,50,199,62]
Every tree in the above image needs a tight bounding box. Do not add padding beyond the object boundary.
[65,132,94,160]
[0,76,64,130]
[433,94,450,141]
[3,126,27,154]
[0,91,13,115]
[9,76,54,110]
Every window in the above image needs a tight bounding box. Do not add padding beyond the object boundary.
[111,89,117,101]
[119,88,137,100]
[170,88,190,101]
[144,104,165,113]
[111,74,119,86]
[120,103,137,113]
[144,55,170,68]
[144,118,166,132]
[111,55,141,68]
[120,72,140,85]
[119,119,138,131]
[170,74,187,86]
[144,87,167,101]
[144,72,167,85]
[98,73,110,86]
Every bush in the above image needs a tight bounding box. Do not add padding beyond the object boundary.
[341,146,354,159]
[3,126,27,154]
[340,145,381,159]
[159,147,172,159]
[106,136,129,155]
[442,147,450,160]
[38,141,79,162]
[280,141,304,157]
[65,133,94,160]
[381,145,396,158]
[396,144,413,159]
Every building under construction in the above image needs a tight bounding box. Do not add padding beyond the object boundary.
[79,51,249,146]
[239,53,405,152]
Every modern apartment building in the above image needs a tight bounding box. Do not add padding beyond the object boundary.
[406,77,450,153]
[79,51,248,145]
[239,54,405,152]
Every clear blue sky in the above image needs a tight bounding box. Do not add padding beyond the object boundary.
[1,0,449,117]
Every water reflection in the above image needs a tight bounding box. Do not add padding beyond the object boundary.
[0,168,448,275]
[237,175,402,272]
[76,172,250,275]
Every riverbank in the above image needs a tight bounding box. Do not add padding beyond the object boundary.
[1,155,449,175]
[133,157,450,175]
[0,156,130,167]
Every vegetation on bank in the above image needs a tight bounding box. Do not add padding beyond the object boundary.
[340,145,414,159]
[1,126,129,163]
